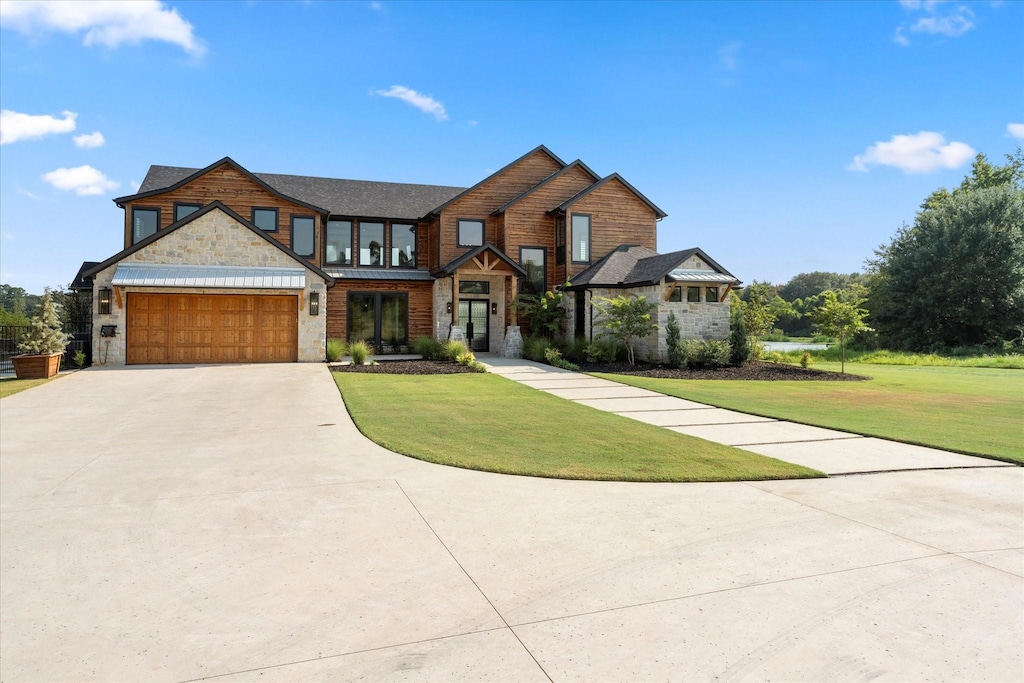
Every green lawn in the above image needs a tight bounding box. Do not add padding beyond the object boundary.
[0,376,54,399]
[333,372,822,482]
[597,363,1024,464]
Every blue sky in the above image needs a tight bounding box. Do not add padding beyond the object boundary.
[1,0,1021,295]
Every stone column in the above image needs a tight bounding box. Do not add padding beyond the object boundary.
[502,325,523,358]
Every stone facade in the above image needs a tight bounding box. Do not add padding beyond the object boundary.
[91,209,329,365]
[432,273,509,354]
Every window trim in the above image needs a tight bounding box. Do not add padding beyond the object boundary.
[131,206,161,245]
[668,286,682,302]
[357,220,386,267]
[389,222,418,269]
[346,291,410,347]
[687,286,701,303]
[457,218,486,248]
[173,202,202,223]
[290,214,316,258]
[555,216,566,266]
[251,207,280,233]
[519,245,547,296]
[459,280,491,295]
[706,286,719,303]
[324,218,353,266]
[570,213,592,265]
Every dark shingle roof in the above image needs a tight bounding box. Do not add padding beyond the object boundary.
[70,261,100,290]
[136,163,466,220]
[567,246,738,289]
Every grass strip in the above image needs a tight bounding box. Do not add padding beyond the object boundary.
[596,363,1024,464]
[0,377,54,399]
[333,372,822,482]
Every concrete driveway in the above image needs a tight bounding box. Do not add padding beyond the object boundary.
[1,364,1021,682]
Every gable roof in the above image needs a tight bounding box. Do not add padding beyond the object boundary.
[83,201,334,284]
[424,145,567,218]
[436,244,528,277]
[490,160,601,216]
[70,261,100,290]
[118,157,466,220]
[566,246,738,289]
[551,173,668,219]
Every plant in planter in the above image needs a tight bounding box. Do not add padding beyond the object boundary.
[12,289,73,379]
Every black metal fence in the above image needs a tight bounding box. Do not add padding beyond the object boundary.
[0,325,92,374]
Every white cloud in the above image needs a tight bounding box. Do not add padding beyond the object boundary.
[374,85,448,121]
[15,186,41,200]
[73,131,105,148]
[1006,123,1024,140]
[41,165,120,195]
[895,0,974,45]
[0,109,76,145]
[0,0,205,56]
[717,41,742,71]
[369,1,383,10]
[847,131,976,174]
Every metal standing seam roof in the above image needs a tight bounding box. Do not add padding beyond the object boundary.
[324,268,435,281]
[666,269,740,284]
[111,264,307,289]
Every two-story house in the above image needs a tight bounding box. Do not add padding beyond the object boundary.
[82,145,738,365]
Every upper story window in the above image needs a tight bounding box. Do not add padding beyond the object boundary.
[457,219,484,248]
[555,216,566,265]
[174,203,201,222]
[291,215,315,258]
[252,207,279,232]
[391,223,416,268]
[668,286,682,302]
[359,221,385,267]
[520,247,546,296]
[687,286,701,302]
[325,220,352,266]
[131,207,160,245]
[571,214,591,264]
[706,287,719,302]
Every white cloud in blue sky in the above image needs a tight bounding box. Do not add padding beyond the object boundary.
[848,132,975,174]
[895,0,975,46]
[0,0,205,56]
[73,131,105,148]
[41,165,119,196]
[1007,123,1024,140]
[0,109,77,145]
[374,85,449,122]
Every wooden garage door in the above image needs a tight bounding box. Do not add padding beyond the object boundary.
[127,293,298,364]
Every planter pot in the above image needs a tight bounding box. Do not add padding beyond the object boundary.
[12,353,62,379]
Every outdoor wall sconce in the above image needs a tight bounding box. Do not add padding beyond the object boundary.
[491,302,497,315]
[98,287,112,315]
[309,292,320,316]
[446,301,452,314]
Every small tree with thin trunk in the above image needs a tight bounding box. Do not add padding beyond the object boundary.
[17,288,72,355]
[812,290,872,373]
[594,294,658,365]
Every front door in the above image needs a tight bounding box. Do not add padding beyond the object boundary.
[458,299,489,352]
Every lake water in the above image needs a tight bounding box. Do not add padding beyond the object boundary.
[760,341,829,352]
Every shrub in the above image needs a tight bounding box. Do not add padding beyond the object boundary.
[665,311,683,368]
[412,336,443,360]
[810,334,832,344]
[681,339,732,369]
[523,335,553,363]
[452,349,487,373]
[562,336,589,364]
[728,308,751,366]
[544,346,580,371]
[72,350,87,368]
[17,289,72,355]
[799,351,812,368]
[326,338,347,362]
[349,340,373,365]
[440,339,468,361]
[512,289,567,339]
[593,294,657,364]
[584,338,620,364]
[767,351,785,364]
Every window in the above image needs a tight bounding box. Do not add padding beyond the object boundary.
[555,216,566,265]
[174,203,201,222]
[359,221,385,266]
[459,281,490,295]
[520,247,546,296]
[706,286,719,302]
[457,219,484,247]
[390,223,416,267]
[131,207,159,244]
[571,214,591,263]
[291,216,315,258]
[252,207,279,232]
[348,292,409,347]
[325,220,352,266]
[668,287,682,302]
[687,286,701,302]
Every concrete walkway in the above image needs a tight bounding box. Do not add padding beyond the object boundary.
[480,356,1013,475]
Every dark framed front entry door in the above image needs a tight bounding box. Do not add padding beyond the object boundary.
[458,299,489,352]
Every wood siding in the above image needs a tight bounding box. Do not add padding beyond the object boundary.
[568,178,658,279]
[326,280,433,341]
[122,164,324,267]
[437,149,563,268]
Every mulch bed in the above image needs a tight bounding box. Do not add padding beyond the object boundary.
[331,360,477,375]
[579,360,869,381]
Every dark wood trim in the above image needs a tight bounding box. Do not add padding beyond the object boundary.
[173,202,202,222]
[570,213,592,265]
[456,218,485,248]
[130,206,161,245]
[251,206,280,233]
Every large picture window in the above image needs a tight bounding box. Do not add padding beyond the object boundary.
[348,292,409,348]
[520,247,546,296]
[390,223,416,267]
[132,207,160,244]
[359,221,385,266]
[457,219,484,247]
[325,220,352,266]
[571,214,591,264]
[291,216,315,257]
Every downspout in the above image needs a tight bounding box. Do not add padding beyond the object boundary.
[588,289,593,343]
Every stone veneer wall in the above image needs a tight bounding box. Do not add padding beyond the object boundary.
[432,274,508,354]
[92,209,328,364]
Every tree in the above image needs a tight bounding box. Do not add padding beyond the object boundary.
[920,150,1023,212]
[728,306,751,366]
[512,289,567,339]
[17,289,73,355]
[867,184,1024,350]
[741,281,778,345]
[593,294,658,365]
[812,290,872,373]
[665,311,683,367]
[778,271,864,303]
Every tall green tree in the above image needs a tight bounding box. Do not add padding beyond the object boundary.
[920,150,1023,212]
[812,290,872,373]
[594,294,658,365]
[740,281,779,345]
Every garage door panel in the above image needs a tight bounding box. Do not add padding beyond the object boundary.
[127,293,298,365]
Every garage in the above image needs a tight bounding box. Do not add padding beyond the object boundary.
[127,293,298,364]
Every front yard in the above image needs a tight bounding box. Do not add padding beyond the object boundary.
[333,372,822,482]
[598,363,1024,464]
[0,377,54,399]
